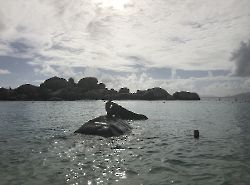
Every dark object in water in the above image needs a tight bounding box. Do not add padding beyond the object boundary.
[105,100,148,120]
[75,101,148,137]
[74,115,132,137]
[194,130,199,138]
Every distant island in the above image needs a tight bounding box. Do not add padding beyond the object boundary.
[0,76,200,101]
[227,92,250,99]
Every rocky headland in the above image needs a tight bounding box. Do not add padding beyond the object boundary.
[0,76,200,101]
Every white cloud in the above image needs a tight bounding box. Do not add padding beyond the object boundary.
[0,68,10,75]
[0,0,250,96]
[0,0,249,72]
[89,71,250,97]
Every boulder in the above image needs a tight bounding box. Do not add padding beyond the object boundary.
[97,83,106,89]
[136,90,146,95]
[0,88,11,100]
[77,77,98,92]
[15,84,39,93]
[75,101,148,137]
[173,91,200,100]
[119,87,130,94]
[14,84,40,100]
[105,101,148,120]
[74,115,132,137]
[40,76,68,91]
[142,87,173,100]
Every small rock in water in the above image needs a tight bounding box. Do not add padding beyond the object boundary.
[194,130,199,138]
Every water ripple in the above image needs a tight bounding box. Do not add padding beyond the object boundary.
[1,100,250,184]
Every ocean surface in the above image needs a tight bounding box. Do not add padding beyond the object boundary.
[0,99,250,185]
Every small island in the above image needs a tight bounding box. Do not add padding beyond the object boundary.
[0,76,200,101]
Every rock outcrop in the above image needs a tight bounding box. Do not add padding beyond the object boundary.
[119,87,130,94]
[0,76,201,101]
[14,84,40,100]
[106,101,148,120]
[77,77,99,92]
[75,101,147,137]
[40,76,68,91]
[0,88,11,100]
[141,87,174,100]
[173,91,200,100]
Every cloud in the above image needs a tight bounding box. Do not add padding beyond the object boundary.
[0,68,10,75]
[231,40,250,77]
[34,64,59,77]
[0,0,249,72]
[0,0,250,96]
[101,73,250,97]
[0,21,5,32]
[0,10,6,32]
[33,63,84,80]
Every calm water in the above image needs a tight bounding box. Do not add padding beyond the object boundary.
[0,99,250,185]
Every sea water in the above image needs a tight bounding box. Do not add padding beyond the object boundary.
[0,99,250,185]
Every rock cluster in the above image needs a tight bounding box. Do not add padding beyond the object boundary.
[0,76,200,101]
[75,101,148,137]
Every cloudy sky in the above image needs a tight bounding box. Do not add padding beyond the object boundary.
[0,0,250,96]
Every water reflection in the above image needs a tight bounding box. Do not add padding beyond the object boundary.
[54,134,133,184]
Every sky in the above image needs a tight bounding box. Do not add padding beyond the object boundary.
[0,0,250,97]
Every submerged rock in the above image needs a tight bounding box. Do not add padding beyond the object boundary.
[74,115,132,137]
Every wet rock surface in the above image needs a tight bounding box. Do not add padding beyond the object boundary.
[74,115,132,137]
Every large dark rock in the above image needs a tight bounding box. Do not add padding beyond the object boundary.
[15,84,39,94]
[77,77,98,92]
[119,87,130,94]
[136,90,146,96]
[97,83,106,89]
[173,91,200,100]
[0,88,11,100]
[14,84,40,100]
[75,101,148,137]
[142,87,173,100]
[40,76,68,91]
[74,115,132,137]
[105,101,148,120]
